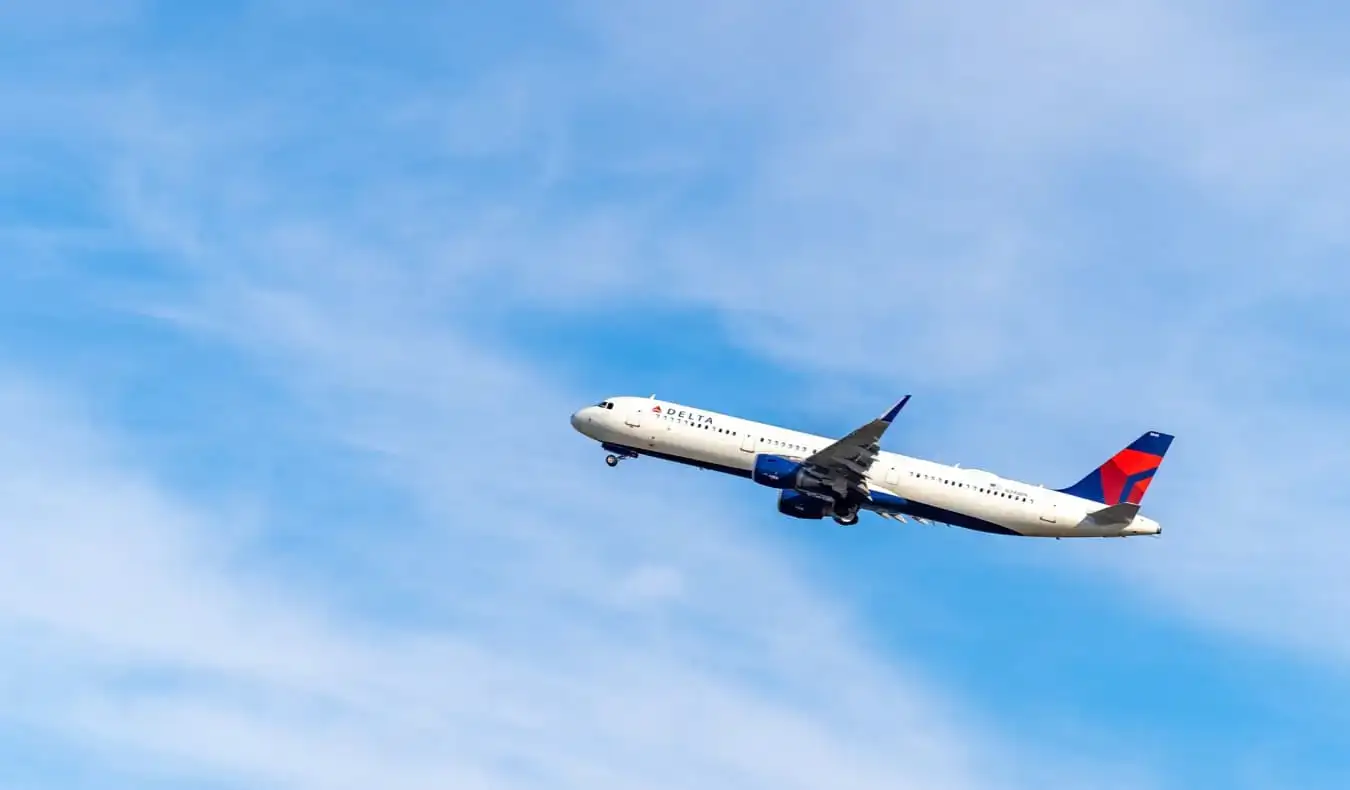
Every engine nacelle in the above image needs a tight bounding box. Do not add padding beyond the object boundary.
[752,454,804,489]
[777,490,831,519]
[753,453,838,502]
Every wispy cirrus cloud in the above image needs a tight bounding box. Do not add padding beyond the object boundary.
[0,12,1145,782]
[0,344,1147,790]
[4,0,1350,787]
[484,0,1350,671]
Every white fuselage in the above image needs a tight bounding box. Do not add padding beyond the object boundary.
[571,396,1162,538]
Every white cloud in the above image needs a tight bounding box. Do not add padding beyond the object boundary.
[559,0,1350,668]
[13,0,1347,665]
[0,356,1141,789]
[4,0,1350,784]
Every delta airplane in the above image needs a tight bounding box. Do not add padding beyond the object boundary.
[570,395,1172,538]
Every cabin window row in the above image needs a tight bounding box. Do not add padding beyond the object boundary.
[661,416,820,453]
[659,414,740,437]
[910,471,1032,503]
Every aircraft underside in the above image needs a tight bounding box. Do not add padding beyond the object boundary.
[599,442,1019,533]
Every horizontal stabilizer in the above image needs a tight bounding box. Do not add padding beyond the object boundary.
[1086,502,1140,527]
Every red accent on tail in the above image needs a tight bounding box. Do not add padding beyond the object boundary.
[1099,449,1162,505]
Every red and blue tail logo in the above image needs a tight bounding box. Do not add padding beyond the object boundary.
[1056,432,1174,506]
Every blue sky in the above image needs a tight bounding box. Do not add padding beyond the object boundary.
[3,1,1350,788]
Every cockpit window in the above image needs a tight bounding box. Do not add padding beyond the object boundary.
[596,401,614,409]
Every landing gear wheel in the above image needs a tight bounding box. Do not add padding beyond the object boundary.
[833,510,859,526]
[605,454,620,467]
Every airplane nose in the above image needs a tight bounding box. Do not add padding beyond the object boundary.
[571,408,596,434]
[571,405,606,437]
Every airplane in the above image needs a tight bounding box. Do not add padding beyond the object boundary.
[570,395,1172,538]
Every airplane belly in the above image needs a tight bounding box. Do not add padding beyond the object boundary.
[889,487,1029,536]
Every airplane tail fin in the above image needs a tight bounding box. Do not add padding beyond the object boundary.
[1056,431,1174,506]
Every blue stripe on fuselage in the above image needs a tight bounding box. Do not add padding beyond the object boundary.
[603,444,1022,536]
[866,490,1022,536]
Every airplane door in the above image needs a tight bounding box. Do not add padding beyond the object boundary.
[740,433,756,453]
[626,408,642,428]
[1039,501,1058,523]
[885,466,899,486]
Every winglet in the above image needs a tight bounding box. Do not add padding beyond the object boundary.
[881,395,911,423]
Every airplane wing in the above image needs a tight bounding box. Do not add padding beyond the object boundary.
[801,395,910,500]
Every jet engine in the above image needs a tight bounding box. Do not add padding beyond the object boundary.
[753,453,836,496]
[751,454,804,488]
[777,490,831,519]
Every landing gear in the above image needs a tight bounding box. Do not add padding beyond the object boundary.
[603,448,637,467]
[832,507,860,526]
